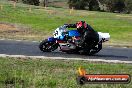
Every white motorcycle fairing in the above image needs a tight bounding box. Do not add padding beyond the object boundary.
[98,32,110,42]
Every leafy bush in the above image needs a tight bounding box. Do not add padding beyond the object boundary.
[68,0,132,13]
[22,0,40,6]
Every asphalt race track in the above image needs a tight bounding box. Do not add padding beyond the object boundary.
[0,40,132,63]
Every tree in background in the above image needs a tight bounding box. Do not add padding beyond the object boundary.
[68,0,132,13]
[68,0,102,11]
[20,0,131,13]
[43,0,48,7]
[22,0,40,6]
[9,0,18,1]
[124,0,132,13]
[89,0,100,11]
[114,0,125,12]
[105,0,125,12]
[68,0,88,9]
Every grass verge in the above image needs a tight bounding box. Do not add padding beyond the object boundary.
[0,57,131,88]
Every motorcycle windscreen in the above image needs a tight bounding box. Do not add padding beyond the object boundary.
[68,30,80,37]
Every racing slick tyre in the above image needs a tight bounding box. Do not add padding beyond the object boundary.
[39,39,58,52]
[79,42,102,55]
[89,42,102,55]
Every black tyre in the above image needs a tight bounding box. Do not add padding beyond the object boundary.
[89,42,102,55]
[79,42,102,55]
[39,39,58,52]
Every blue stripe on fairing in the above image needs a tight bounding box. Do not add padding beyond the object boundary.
[68,30,80,37]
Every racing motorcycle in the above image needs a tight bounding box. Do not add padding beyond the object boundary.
[39,25,110,55]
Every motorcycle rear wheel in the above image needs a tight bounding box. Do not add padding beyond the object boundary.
[89,42,102,55]
[79,42,102,55]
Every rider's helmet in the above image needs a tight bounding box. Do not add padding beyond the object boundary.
[76,21,87,33]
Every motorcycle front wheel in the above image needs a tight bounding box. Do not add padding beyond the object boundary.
[39,39,58,52]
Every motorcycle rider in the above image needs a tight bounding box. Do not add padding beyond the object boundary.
[64,21,99,51]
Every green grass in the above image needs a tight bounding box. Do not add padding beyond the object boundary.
[0,1,132,88]
[0,1,132,44]
[0,57,131,88]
